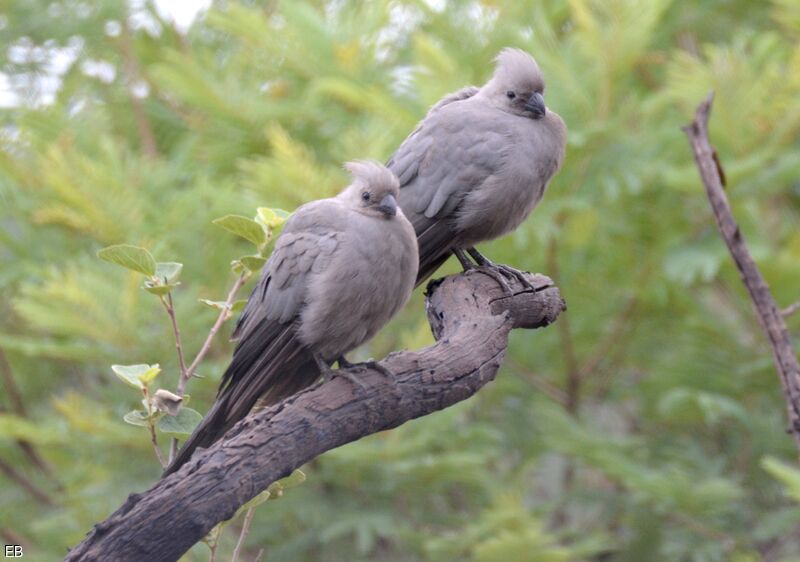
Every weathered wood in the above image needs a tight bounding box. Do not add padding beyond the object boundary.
[683,92,800,447]
[65,270,565,562]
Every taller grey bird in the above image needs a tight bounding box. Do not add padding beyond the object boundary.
[164,161,418,475]
[387,48,567,288]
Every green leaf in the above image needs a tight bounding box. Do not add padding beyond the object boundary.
[154,262,183,283]
[272,468,306,490]
[97,244,157,276]
[231,299,247,312]
[157,407,202,437]
[231,469,307,521]
[762,456,800,502]
[111,364,161,389]
[199,298,229,310]
[256,207,291,229]
[264,469,306,500]
[143,279,180,295]
[237,489,272,515]
[239,255,267,272]
[123,410,151,427]
[213,215,266,245]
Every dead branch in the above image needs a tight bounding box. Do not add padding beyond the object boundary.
[683,92,800,446]
[64,270,565,562]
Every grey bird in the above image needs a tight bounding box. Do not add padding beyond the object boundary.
[164,161,418,475]
[387,48,567,289]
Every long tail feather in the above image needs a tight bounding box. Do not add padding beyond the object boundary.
[163,321,318,476]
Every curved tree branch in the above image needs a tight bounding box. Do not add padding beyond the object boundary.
[64,270,565,562]
[683,92,800,447]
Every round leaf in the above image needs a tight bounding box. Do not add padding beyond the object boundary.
[199,298,229,310]
[239,255,267,272]
[123,410,151,427]
[213,215,267,246]
[97,244,157,276]
[154,262,183,283]
[157,407,202,437]
[144,280,180,295]
[111,364,161,388]
[256,207,291,229]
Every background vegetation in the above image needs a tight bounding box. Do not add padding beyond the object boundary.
[2,0,800,560]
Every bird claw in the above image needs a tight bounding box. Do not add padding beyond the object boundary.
[339,355,394,378]
[474,265,515,295]
[463,248,536,295]
[494,264,537,292]
[361,360,394,378]
[331,369,368,393]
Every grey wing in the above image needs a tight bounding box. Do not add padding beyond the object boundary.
[387,85,479,190]
[389,104,508,221]
[389,101,508,286]
[426,85,479,115]
[232,203,343,341]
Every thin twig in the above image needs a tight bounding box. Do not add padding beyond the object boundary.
[547,236,580,415]
[669,512,737,551]
[162,293,189,391]
[148,422,167,468]
[0,457,54,506]
[186,273,249,381]
[231,507,257,562]
[0,348,25,415]
[683,91,800,446]
[161,292,190,465]
[0,527,31,553]
[782,302,800,317]
[505,357,567,406]
[0,348,56,479]
[578,295,638,380]
[168,273,249,464]
[253,549,264,562]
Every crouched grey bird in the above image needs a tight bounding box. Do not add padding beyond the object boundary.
[388,48,567,289]
[164,161,418,475]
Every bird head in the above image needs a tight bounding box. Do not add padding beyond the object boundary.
[483,48,547,120]
[342,160,401,219]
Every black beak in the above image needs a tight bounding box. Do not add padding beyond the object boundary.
[525,92,546,119]
[376,194,397,217]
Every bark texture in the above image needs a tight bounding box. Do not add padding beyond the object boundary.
[684,92,800,446]
[65,270,565,562]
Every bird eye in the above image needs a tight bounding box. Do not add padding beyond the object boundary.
[361,191,370,201]
[506,91,516,99]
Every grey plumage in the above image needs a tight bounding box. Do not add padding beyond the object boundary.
[164,161,418,475]
[388,48,567,285]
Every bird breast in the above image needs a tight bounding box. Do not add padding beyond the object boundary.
[297,212,417,360]
[456,115,563,245]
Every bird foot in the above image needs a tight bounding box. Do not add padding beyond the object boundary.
[337,355,355,369]
[466,248,537,294]
[338,355,393,379]
[317,355,366,392]
[361,360,394,378]
[331,369,368,392]
[473,265,515,295]
[494,263,538,292]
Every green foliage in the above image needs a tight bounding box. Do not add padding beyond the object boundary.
[213,215,268,246]
[157,408,203,437]
[111,363,161,389]
[97,244,158,276]
[1,0,800,561]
